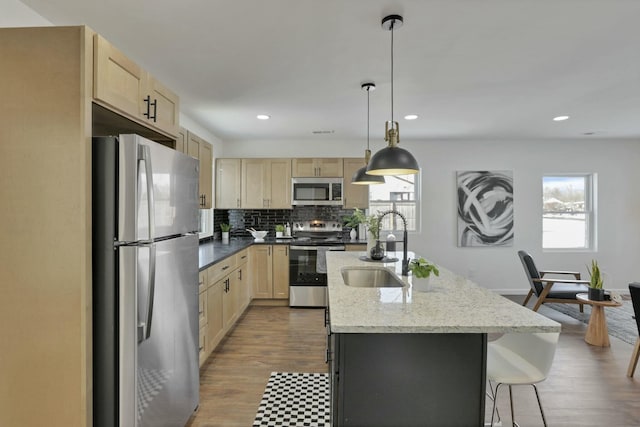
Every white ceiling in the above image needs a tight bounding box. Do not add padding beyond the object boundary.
[19,0,640,142]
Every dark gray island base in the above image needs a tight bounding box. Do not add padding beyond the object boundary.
[329,332,487,427]
[326,251,560,427]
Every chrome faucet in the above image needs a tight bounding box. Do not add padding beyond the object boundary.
[377,209,410,276]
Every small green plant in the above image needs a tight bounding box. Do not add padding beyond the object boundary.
[346,208,381,239]
[275,224,285,232]
[409,257,440,279]
[588,259,603,289]
[220,223,231,232]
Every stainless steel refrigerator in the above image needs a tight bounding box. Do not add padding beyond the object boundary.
[92,134,200,427]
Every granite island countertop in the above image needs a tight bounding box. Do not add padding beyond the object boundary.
[326,251,561,334]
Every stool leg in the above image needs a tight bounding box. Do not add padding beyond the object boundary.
[509,385,516,427]
[532,384,547,427]
[490,383,502,427]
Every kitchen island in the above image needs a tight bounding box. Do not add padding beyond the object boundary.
[326,251,560,427]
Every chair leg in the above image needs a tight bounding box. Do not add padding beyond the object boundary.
[522,289,534,307]
[627,337,640,377]
[532,384,547,427]
[579,303,584,313]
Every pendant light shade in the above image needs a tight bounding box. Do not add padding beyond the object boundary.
[352,83,385,185]
[366,14,420,176]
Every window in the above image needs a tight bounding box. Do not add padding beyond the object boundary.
[199,209,213,239]
[369,173,420,232]
[542,174,596,250]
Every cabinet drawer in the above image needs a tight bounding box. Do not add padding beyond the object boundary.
[198,291,207,329]
[236,249,249,266]
[208,256,238,285]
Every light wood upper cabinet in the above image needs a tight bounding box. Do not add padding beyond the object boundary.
[186,131,213,209]
[216,158,242,209]
[175,127,187,154]
[292,158,344,177]
[343,157,370,209]
[242,158,292,209]
[93,34,179,137]
[145,74,180,136]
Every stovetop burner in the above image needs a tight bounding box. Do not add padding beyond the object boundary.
[292,220,344,245]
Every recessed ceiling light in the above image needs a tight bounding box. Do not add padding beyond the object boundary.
[257,114,270,120]
[553,115,570,121]
[404,114,418,120]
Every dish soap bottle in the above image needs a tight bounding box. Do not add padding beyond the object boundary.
[285,222,291,237]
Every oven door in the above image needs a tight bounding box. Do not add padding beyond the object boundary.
[289,245,345,307]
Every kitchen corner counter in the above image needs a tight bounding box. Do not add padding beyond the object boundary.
[198,239,253,270]
[326,251,560,334]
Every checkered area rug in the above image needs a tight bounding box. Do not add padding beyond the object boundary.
[253,372,330,427]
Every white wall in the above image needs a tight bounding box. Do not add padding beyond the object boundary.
[0,0,51,26]
[224,137,640,293]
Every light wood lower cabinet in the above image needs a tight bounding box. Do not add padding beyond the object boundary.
[200,248,252,367]
[205,278,224,359]
[250,245,290,300]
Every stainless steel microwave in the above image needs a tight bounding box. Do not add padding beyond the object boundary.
[291,177,343,206]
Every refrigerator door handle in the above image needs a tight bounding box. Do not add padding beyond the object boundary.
[137,243,157,343]
[138,144,156,242]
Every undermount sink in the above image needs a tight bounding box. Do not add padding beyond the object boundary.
[341,266,405,288]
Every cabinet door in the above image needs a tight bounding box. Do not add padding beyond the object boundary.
[215,158,241,209]
[342,158,369,209]
[146,73,179,137]
[199,141,213,209]
[223,274,239,330]
[188,132,213,209]
[206,279,224,354]
[267,158,292,209]
[199,327,207,367]
[237,265,250,312]
[242,159,268,208]
[175,127,187,154]
[318,158,344,177]
[250,245,273,298]
[198,290,207,329]
[272,245,290,299]
[291,158,316,177]
[93,34,145,121]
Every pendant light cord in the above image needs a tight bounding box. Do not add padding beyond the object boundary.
[367,87,370,149]
[390,19,394,124]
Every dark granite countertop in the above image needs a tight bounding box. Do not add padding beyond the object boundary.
[199,237,368,271]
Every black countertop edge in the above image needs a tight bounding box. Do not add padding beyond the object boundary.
[198,237,368,271]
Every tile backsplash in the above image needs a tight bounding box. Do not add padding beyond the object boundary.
[214,206,356,239]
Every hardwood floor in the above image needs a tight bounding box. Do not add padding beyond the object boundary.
[187,300,640,427]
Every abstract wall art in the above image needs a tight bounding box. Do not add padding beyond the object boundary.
[457,170,514,247]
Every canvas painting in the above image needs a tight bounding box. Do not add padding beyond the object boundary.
[457,170,514,247]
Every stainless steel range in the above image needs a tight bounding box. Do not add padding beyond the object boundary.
[289,220,345,307]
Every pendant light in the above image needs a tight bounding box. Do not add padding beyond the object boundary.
[366,14,420,176]
[352,82,385,185]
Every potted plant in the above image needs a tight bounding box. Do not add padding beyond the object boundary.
[220,223,231,243]
[343,212,362,240]
[409,257,440,292]
[275,224,285,238]
[587,259,605,301]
